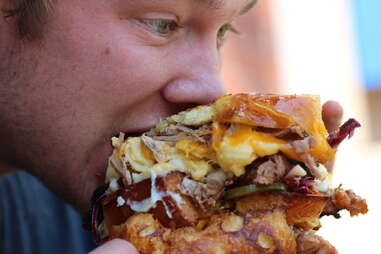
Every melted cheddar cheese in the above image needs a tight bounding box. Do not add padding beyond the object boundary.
[213,124,285,176]
[110,136,213,182]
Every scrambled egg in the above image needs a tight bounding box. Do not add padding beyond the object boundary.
[112,136,213,181]
[214,124,285,176]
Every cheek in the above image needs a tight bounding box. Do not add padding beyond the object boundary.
[61,32,172,117]
[46,6,170,111]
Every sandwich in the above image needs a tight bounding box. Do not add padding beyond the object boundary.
[84,93,367,254]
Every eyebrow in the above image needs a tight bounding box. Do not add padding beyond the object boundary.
[197,0,258,14]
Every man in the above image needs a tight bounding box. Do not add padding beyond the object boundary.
[0,0,343,253]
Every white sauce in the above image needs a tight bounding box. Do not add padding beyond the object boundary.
[116,196,126,207]
[167,191,184,207]
[316,180,330,193]
[127,198,154,212]
[150,172,162,204]
[109,178,119,192]
[132,173,150,183]
[161,200,173,218]
[121,172,184,218]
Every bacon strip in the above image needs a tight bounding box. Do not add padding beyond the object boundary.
[327,118,361,148]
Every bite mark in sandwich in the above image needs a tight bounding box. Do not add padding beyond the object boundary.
[84,94,367,254]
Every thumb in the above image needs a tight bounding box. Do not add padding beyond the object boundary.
[89,239,139,254]
[322,100,343,133]
[322,100,343,173]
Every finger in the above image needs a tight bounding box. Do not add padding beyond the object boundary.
[322,100,343,133]
[89,239,139,254]
[322,101,343,173]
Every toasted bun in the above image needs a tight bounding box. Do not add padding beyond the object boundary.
[109,209,296,254]
[213,94,335,163]
[106,191,332,253]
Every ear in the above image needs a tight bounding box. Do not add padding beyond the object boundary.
[0,0,11,11]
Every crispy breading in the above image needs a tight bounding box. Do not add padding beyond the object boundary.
[109,209,296,254]
[235,193,328,230]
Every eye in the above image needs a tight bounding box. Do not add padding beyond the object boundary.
[217,23,239,46]
[139,19,180,37]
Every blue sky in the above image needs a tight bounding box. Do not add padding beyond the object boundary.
[352,0,381,90]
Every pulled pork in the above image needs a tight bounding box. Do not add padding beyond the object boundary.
[290,136,316,154]
[236,154,290,186]
[142,135,171,162]
[289,136,327,180]
[275,125,307,140]
[255,125,307,140]
[178,171,226,211]
[254,154,290,185]
[148,124,212,144]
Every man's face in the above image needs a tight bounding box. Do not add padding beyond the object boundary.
[0,0,254,212]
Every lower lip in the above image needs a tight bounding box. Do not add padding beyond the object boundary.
[113,129,149,138]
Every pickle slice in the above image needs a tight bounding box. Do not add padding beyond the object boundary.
[224,183,286,200]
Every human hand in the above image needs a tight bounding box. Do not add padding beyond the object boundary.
[89,239,139,254]
[322,100,343,172]
[322,101,343,134]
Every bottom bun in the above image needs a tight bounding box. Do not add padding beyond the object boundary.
[109,209,297,254]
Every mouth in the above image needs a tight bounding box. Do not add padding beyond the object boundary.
[115,131,145,138]
[113,121,159,139]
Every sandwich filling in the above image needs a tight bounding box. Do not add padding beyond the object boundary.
[85,94,367,252]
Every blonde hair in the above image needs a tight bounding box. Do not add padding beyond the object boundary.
[3,0,55,39]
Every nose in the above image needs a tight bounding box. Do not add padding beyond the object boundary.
[162,40,227,105]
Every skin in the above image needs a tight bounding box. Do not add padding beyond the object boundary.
[0,0,342,252]
[89,239,138,254]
